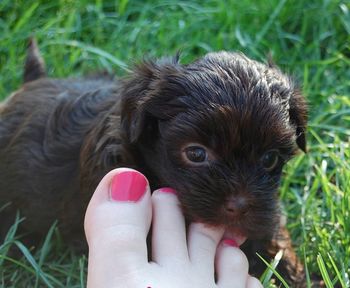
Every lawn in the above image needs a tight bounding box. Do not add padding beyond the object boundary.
[0,0,349,287]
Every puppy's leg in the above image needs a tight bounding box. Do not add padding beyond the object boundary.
[266,225,306,287]
[267,225,327,287]
[242,221,306,287]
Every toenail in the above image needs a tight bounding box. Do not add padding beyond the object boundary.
[110,171,148,202]
[222,238,239,247]
[158,187,177,195]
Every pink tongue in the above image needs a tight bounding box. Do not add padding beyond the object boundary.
[223,229,247,247]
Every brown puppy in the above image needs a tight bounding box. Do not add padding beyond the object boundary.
[0,39,307,286]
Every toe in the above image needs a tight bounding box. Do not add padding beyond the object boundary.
[187,222,224,277]
[151,188,189,266]
[246,276,263,288]
[216,241,249,288]
[84,168,152,286]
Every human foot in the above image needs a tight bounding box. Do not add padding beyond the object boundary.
[84,168,262,288]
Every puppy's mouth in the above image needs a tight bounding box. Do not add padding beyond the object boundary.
[178,191,278,242]
[219,199,250,245]
[223,228,247,247]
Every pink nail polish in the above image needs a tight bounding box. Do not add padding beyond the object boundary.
[110,171,148,202]
[158,187,177,194]
[222,238,239,247]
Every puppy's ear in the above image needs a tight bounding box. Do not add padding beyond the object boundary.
[121,57,185,143]
[289,90,307,152]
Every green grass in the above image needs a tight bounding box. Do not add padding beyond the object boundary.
[0,0,349,287]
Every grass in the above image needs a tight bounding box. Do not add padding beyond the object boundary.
[0,0,349,287]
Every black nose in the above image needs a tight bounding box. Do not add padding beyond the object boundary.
[225,196,249,217]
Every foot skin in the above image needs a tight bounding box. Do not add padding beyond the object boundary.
[84,168,263,288]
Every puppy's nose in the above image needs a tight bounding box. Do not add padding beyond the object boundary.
[225,196,249,217]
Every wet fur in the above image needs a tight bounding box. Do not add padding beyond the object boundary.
[0,41,307,286]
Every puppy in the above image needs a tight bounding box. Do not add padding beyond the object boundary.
[0,39,307,286]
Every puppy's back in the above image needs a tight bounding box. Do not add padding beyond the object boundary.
[0,75,118,239]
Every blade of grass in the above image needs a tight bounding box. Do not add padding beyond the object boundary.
[79,256,86,288]
[260,249,283,285]
[257,251,289,288]
[14,241,54,288]
[12,2,40,33]
[303,247,312,288]
[34,222,58,288]
[45,40,130,71]
[254,0,287,45]
[317,253,334,288]
[327,253,346,288]
[0,212,24,266]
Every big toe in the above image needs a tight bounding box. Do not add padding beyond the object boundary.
[84,168,152,287]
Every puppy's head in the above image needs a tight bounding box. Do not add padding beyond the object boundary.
[121,52,307,240]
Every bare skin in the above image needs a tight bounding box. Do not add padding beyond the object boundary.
[84,168,263,288]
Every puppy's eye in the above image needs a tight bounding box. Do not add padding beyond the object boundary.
[261,150,280,171]
[184,146,208,163]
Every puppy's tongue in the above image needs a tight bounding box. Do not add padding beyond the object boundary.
[223,228,247,247]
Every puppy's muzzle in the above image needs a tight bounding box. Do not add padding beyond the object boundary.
[224,195,249,218]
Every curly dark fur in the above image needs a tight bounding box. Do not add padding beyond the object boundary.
[0,41,308,286]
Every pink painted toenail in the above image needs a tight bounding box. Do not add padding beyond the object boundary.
[222,238,239,247]
[158,187,177,194]
[110,171,148,202]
